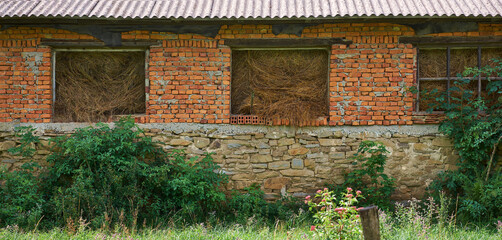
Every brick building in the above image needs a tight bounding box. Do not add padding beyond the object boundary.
[0,0,501,199]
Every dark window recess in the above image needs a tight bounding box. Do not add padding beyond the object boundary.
[417,47,502,111]
[231,49,329,125]
[54,51,146,122]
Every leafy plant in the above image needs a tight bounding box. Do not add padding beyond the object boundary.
[0,162,44,228]
[8,126,39,158]
[424,58,502,222]
[330,141,395,210]
[306,187,362,240]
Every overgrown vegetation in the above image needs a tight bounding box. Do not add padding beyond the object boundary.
[328,141,396,210]
[421,58,502,223]
[0,118,308,231]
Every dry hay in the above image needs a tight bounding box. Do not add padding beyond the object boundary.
[231,50,328,125]
[55,51,145,122]
[419,48,502,110]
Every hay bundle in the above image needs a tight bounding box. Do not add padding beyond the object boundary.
[231,50,328,125]
[55,52,145,122]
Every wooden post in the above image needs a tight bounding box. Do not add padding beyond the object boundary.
[359,206,381,240]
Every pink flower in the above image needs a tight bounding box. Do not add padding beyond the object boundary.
[334,207,346,213]
[305,195,311,200]
[321,199,326,202]
[324,188,328,191]
[317,190,322,194]
[310,225,316,231]
[347,187,353,192]
[356,190,362,195]
[347,194,353,198]
[357,207,364,211]
[355,215,360,218]
[321,207,326,211]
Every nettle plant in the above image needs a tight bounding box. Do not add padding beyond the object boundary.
[423,59,502,222]
[306,187,363,240]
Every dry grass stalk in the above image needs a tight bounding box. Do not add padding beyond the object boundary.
[231,50,328,125]
[55,52,145,122]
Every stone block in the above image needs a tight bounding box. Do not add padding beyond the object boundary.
[264,177,291,189]
[288,147,309,156]
[250,154,272,163]
[193,137,210,148]
[319,139,342,146]
[292,159,304,169]
[280,169,314,177]
[0,141,16,151]
[256,171,280,180]
[169,139,192,146]
[269,161,290,170]
[432,137,453,147]
[278,138,295,146]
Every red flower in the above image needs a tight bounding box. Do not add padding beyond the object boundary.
[310,225,316,231]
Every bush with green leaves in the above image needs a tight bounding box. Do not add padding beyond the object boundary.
[0,162,44,228]
[329,141,395,210]
[3,118,228,229]
[422,58,502,222]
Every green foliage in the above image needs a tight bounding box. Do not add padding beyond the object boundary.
[423,58,502,223]
[330,141,395,210]
[228,183,309,226]
[41,117,227,228]
[306,187,362,240]
[8,126,39,158]
[0,162,44,228]
[2,117,228,229]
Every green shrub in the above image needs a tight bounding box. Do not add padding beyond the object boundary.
[329,141,395,210]
[0,162,44,228]
[424,59,502,223]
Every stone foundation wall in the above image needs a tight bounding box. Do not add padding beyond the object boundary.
[0,123,458,200]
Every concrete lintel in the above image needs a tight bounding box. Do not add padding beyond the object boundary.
[0,122,440,137]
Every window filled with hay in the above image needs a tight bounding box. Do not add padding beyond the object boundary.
[231,49,329,125]
[418,47,502,111]
[54,51,146,122]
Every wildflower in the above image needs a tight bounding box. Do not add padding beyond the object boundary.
[310,225,316,231]
[356,190,362,195]
[347,187,353,192]
[347,194,353,198]
[321,207,326,211]
[305,195,311,200]
[324,188,328,191]
[317,189,322,194]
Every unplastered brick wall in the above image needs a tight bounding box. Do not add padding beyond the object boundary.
[0,23,501,124]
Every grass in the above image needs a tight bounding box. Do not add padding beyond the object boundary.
[0,223,500,240]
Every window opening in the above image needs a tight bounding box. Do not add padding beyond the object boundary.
[54,50,146,122]
[417,47,502,112]
[231,49,329,125]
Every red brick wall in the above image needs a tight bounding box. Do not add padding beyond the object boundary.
[0,23,501,124]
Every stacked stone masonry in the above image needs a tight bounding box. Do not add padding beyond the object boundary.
[0,123,474,200]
